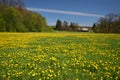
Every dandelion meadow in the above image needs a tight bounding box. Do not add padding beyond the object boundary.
[0,32,120,80]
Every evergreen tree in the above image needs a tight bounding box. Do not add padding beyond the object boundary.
[92,23,97,33]
[56,19,62,30]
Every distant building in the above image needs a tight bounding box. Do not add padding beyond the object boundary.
[78,26,92,32]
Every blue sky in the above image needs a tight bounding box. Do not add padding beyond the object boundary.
[24,0,120,26]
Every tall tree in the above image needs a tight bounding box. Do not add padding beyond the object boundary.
[62,21,69,30]
[106,13,116,32]
[94,13,120,33]
[56,19,62,30]
[92,23,96,32]
[0,13,6,31]
[0,1,48,32]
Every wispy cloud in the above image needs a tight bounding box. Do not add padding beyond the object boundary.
[27,8,103,18]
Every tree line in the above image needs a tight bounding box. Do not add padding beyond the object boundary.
[92,13,120,33]
[0,0,51,32]
[55,19,80,31]
[0,0,119,33]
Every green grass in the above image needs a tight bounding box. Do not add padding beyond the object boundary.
[0,32,120,80]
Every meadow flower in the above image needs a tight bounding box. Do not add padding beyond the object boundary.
[0,33,119,80]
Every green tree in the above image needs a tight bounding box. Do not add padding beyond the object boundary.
[56,19,62,30]
[92,23,97,33]
[62,21,69,30]
[3,7,16,31]
[95,13,120,33]
[2,7,27,32]
[0,0,49,32]
[0,13,6,31]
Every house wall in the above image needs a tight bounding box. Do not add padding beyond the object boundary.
[78,27,92,32]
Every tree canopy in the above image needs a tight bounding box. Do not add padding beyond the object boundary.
[55,20,80,31]
[0,0,50,32]
[92,13,120,33]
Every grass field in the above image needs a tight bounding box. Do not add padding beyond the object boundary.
[0,32,120,80]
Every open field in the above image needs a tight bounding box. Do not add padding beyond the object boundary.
[0,32,120,80]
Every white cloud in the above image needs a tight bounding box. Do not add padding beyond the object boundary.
[27,8,103,18]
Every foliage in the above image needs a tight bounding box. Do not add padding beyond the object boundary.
[0,32,120,80]
[55,20,80,31]
[0,0,50,32]
[93,13,120,33]
[92,23,97,33]
[0,13,6,31]
[56,19,62,30]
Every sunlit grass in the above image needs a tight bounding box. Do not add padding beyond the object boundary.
[0,32,120,80]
